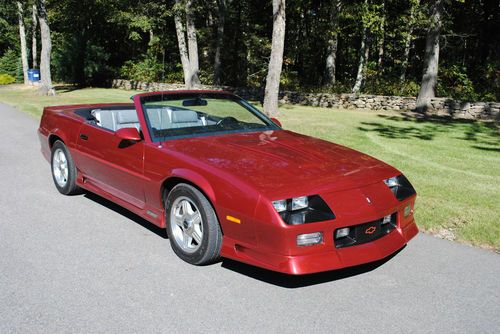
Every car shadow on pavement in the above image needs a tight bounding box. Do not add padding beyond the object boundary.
[221,247,405,288]
[83,191,168,239]
[81,190,403,286]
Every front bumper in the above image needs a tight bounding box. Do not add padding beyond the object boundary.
[221,219,418,275]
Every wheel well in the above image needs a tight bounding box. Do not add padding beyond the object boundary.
[161,177,223,234]
[161,177,203,207]
[48,134,63,148]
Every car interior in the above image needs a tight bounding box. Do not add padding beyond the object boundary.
[76,105,215,133]
[73,98,271,142]
[91,107,142,131]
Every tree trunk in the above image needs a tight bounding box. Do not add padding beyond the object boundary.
[149,29,154,47]
[325,36,338,86]
[37,0,55,95]
[400,0,420,83]
[352,27,369,93]
[263,0,286,117]
[174,0,192,88]
[416,0,443,113]
[17,2,29,85]
[213,0,226,86]
[325,0,341,87]
[32,4,38,69]
[186,0,200,86]
[400,29,413,83]
[377,0,385,68]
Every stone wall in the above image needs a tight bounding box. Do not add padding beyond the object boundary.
[111,79,499,121]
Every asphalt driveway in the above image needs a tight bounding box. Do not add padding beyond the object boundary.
[0,102,498,333]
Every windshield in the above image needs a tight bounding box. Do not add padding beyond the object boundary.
[140,93,279,141]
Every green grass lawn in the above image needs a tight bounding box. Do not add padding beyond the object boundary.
[0,85,138,117]
[1,85,499,251]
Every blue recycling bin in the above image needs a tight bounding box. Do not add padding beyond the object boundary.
[28,69,40,82]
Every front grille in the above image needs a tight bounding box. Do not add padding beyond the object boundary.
[334,213,397,249]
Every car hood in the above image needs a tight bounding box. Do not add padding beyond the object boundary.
[161,130,399,198]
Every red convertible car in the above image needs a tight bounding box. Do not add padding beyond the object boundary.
[38,91,418,275]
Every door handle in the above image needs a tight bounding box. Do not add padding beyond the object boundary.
[80,134,89,140]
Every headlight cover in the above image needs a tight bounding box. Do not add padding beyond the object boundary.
[384,174,416,201]
[271,195,335,225]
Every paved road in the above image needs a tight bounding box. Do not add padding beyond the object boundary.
[0,102,499,333]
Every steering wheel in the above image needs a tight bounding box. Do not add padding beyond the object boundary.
[216,116,239,126]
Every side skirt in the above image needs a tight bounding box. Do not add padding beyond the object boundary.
[76,174,165,228]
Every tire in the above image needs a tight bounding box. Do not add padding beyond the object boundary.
[50,140,81,195]
[165,183,222,265]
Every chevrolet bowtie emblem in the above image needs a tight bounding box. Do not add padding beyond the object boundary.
[365,226,377,235]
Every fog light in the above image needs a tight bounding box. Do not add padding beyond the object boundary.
[296,232,323,246]
[382,215,391,224]
[335,227,350,238]
[404,204,412,217]
[272,199,287,212]
[288,211,306,225]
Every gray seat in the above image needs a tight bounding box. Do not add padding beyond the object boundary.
[91,108,140,131]
[115,109,141,131]
[92,109,116,130]
[170,109,202,128]
[146,107,172,130]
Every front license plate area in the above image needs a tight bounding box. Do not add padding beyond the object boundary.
[334,213,397,249]
[355,221,382,245]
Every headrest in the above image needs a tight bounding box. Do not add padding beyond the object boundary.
[171,109,199,123]
[117,109,139,123]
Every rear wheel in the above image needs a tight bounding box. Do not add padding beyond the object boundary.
[51,141,80,195]
[165,183,222,265]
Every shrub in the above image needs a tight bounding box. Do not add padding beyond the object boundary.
[363,74,420,97]
[0,49,22,82]
[280,71,301,91]
[437,65,478,101]
[120,55,163,82]
[0,73,15,85]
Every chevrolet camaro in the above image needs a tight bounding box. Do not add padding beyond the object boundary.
[38,91,418,275]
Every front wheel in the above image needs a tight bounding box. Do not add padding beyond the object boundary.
[165,183,222,265]
[50,141,81,195]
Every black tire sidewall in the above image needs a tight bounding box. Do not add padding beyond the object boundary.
[165,184,221,265]
[50,141,78,195]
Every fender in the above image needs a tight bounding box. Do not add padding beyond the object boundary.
[168,168,217,205]
[49,128,69,147]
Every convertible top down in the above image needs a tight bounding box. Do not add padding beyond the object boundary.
[38,90,418,275]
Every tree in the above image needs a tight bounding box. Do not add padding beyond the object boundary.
[377,0,385,68]
[37,0,55,95]
[16,1,28,85]
[32,3,37,69]
[174,0,193,88]
[416,0,443,112]
[174,0,200,88]
[263,0,286,117]
[352,0,370,93]
[186,0,200,86]
[213,0,226,85]
[400,0,420,83]
[325,0,341,87]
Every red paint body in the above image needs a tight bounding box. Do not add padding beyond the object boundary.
[38,91,418,275]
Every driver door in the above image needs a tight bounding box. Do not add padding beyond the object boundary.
[76,108,146,209]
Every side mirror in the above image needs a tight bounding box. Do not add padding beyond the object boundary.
[271,117,282,127]
[115,127,141,142]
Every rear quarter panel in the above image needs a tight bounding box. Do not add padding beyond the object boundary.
[38,106,87,161]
